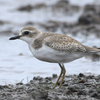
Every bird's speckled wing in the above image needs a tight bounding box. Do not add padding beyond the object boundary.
[44,34,86,53]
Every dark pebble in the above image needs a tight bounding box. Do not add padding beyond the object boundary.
[86,75,94,79]
[33,76,39,80]
[62,82,68,86]
[68,86,78,92]
[89,90,96,93]
[0,85,3,89]
[30,80,34,84]
[78,73,85,77]
[45,77,52,81]
[77,90,87,95]
[39,79,47,84]
[18,5,33,12]
[52,74,57,78]
[91,92,100,99]
[31,91,48,99]
[16,82,23,85]
[25,83,31,86]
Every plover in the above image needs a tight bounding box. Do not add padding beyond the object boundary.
[9,26,100,88]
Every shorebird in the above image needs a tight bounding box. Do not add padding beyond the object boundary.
[9,26,100,88]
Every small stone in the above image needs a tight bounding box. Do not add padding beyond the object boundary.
[37,76,43,80]
[77,90,86,95]
[45,77,52,81]
[97,90,100,93]
[89,90,95,93]
[86,75,94,79]
[18,5,33,12]
[0,85,3,89]
[33,77,38,80]
[62,82,68,86]
[32,91,48,99]
[78,73,85,77]
[52,74,57,78]
[3,85,9,88]
[39,79,47,84]
[16,82,23,85]
[66,90,73,94]
[27,88,36,93]
[25,83,31,86]
[19,53,23,56]
[78,15,91,25]
[61,97,68,100]
[91,92,99,99]
[84,82,91,85]
[30,80,34,84]
[68,86,78,92]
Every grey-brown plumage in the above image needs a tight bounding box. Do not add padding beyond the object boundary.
[32,32,100,55]
[21,27,39,32]
[9,26,100,88]
[33,32,54,50]
[44,34,86,52]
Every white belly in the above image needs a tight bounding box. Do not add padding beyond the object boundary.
[29,45,84,63]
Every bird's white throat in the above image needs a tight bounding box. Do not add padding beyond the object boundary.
[19,36,33,44]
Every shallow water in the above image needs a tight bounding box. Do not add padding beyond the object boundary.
[0,0,100,85]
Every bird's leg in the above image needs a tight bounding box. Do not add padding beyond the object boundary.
[59,63,66,88]
[53,63,63,88]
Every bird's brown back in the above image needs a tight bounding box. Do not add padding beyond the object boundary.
[33,32,86,53]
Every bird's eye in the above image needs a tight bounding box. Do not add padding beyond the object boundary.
[24,31,29,35]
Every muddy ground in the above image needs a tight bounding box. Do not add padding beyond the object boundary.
[0,73,100,100]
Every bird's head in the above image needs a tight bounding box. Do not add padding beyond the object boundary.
[9,26,41,44]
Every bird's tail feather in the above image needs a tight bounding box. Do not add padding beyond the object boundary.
[84,46,100,61]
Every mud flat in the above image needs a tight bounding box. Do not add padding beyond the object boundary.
[0,73,100,100]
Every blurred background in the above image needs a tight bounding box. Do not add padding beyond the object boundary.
[1,0,100,85]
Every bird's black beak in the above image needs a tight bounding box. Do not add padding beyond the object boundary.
[9,35,21,40]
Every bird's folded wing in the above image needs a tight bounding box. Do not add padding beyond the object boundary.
[44,34,86,53]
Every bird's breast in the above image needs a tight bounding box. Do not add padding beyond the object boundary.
[29,44,84,63]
